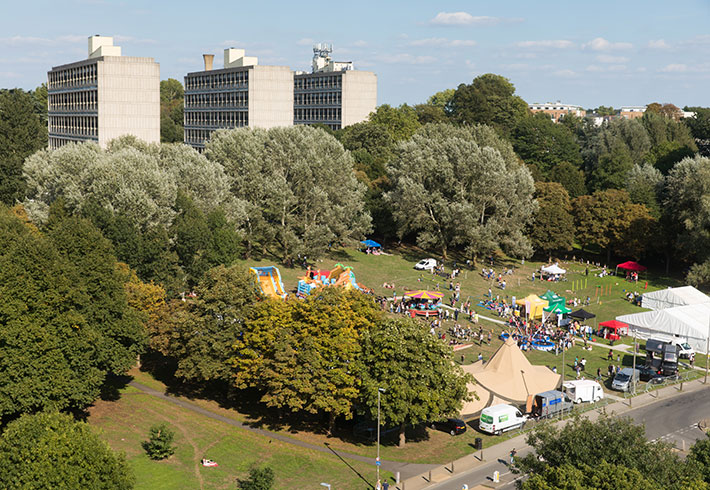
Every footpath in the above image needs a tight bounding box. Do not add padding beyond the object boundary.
[397,377,710,490]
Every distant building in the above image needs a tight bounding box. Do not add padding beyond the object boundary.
[619,106,646,119]
[528,102,586,123]
[47,35,160,149]
[183,49,293,150]
[293,44,377,130]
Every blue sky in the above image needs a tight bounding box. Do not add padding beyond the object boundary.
[2,0,710,108]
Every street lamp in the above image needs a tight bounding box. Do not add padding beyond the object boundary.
[377,387,386,486]
[320,483,331,490]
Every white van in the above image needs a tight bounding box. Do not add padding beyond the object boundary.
[479,404,527,435]
[563,380,604,404]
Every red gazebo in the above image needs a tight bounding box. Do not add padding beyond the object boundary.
[615,261,647,273]
[598,320,629,341]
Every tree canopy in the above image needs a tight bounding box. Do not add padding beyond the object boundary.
[386,123,536,261]
[528,182,575,258]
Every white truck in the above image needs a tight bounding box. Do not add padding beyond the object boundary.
[562,380,604,404]
[479,404,528,435]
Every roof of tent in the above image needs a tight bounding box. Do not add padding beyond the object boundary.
[569,308,596,320]
[544,303,572,314]
[360,239,381,248]
[617,261,647,272]
[599,320,628,331]
[641,286,710,311]
[617,303,710,343]
[541,263,566,274]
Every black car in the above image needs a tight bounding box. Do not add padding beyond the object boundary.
[430,418,467,435]
[639,365,664,382]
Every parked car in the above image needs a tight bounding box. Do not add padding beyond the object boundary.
[414,258,438,271]
[562,380,604,403]
[479,404,527,435]
[611,367,640,392]
[639,365,665,382]
[674,341,695,359]
[430,418,467,436]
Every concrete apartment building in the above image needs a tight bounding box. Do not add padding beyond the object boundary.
[184,44,377,149]
[47,35,160,149]
[529,102,586,123]
[619,105,646,119]
[293,44,377,130]
[183,49,293,149]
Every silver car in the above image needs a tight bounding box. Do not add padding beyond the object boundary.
[611,367,640,392]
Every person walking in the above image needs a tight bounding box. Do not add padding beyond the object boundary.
[510,448,517,466]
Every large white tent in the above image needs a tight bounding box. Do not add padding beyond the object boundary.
[617,303,710,353]
[541,263,566,275]
[641,286,710,310]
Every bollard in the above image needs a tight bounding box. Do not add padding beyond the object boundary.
[428,470,432,482]
[396,472,400,484]
[493,470,500,483]
[451,461,454,473]
[683,440,686,451]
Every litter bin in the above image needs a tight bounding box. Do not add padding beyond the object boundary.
[474,437,483,450]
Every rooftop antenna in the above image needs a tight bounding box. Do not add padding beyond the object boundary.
[312,42,333,73]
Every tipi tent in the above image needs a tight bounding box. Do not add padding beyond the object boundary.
[641,286,710,311]
[617,302,710,354]
[461,337,561,416]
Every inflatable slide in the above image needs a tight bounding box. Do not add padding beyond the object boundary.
[250,266,287,299]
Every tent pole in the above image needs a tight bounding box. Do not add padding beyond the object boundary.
[705,316,710,384]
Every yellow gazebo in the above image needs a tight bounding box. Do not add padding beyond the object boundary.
[515,294,549,319]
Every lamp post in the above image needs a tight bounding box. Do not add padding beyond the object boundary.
[377,387,386,486]
[631,329,637,400]
[705,316,710,384]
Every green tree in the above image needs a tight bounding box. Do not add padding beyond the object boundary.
[528,182,574,260]
[594,105,616,116]
[582,118,650,178]
[386,123,536,261]
[142,423,176,460]
[626,164,663,218]
[237,466,275,490]
[588,140,634,191]
[0,412,133,489]
[160,78,184,143]
[205,126,371,263]
[0,207,141,418]
[518,413,701,490]
[427,89,456,110]
[169,264,261,383]
[512,112,583,178]
[0,89,47,204]
[233,289,381,433]
[684,106,710,156]
[448,73,530,136]
[357,317,472,447]
[413,89,456,124]
[522,461,663,490]
[368,104,421,142]
[688,434,710,484]
[549,161,587,198]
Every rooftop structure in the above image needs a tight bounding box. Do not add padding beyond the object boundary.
[47,35,160,149]
[529,101,586,123]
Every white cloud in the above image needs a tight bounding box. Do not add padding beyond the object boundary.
[647,39,670,49]
[352,40,367,47]
[516,40,573,49]
[661,64,688,73]
[383,53,437,65]
[113,35,157,45]
[297,38,315,46]
[582,37,633,51]
[430,12,512,26]
[586,64,628,73]
[596,54,629,63]
[553,69,578,78]
[408,38,476,48]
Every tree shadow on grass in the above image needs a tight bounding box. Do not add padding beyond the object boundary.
[100,372,134,402]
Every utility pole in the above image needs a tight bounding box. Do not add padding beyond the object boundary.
[561,335,566,385]
[376,388,385,486]
[631,329,637,403]
[705,317,710,384]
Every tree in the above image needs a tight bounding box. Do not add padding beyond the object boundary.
[448,74,530,136]
[626,164,663,218]
[683,107,710,156]
[641,111,697,173]
[237,466,275,490]
[588,140,634,191]
[572,189,652,262]
[512,112,583,178]
[142,423,176,460]
[0,89,47,204]
[528,182,574,259]
[688,434,710,484]
[518,413,703,490]
[594,105,616,116]
[160,78,184,143]
[205,126,371,263]
[0,207,142,418]
[386,123,536,261]
[549,161,587,198]
[413,89,456,124]
[522,461,663,490]
[368,104,421,142]
[233,289,381,433]
[427,89,456,111]
[582,118,650,178]
[357,317,472,447]
[168,264,261,383]
[0,412,133,489]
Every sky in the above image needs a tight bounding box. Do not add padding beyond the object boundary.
[2,0,710,109]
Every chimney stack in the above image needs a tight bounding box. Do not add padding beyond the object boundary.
[203,54,214,71]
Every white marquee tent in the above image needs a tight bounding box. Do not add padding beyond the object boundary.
[641,286,710,310]
[617,302,710,354]
[541,263,566,275]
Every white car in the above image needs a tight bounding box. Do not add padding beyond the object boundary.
[675,341,694,359]
[414,258,438,271]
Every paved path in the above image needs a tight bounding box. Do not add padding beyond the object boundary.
[128,381,436,482]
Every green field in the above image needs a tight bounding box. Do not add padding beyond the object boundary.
[88,383,387,490]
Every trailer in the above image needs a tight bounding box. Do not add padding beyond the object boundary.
[531,390,573,418]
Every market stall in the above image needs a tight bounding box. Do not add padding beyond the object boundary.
[598,319,629,341]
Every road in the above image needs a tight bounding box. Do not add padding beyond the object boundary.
[426,386,710,490]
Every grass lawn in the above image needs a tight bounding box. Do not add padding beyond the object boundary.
[88,383,389,490]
